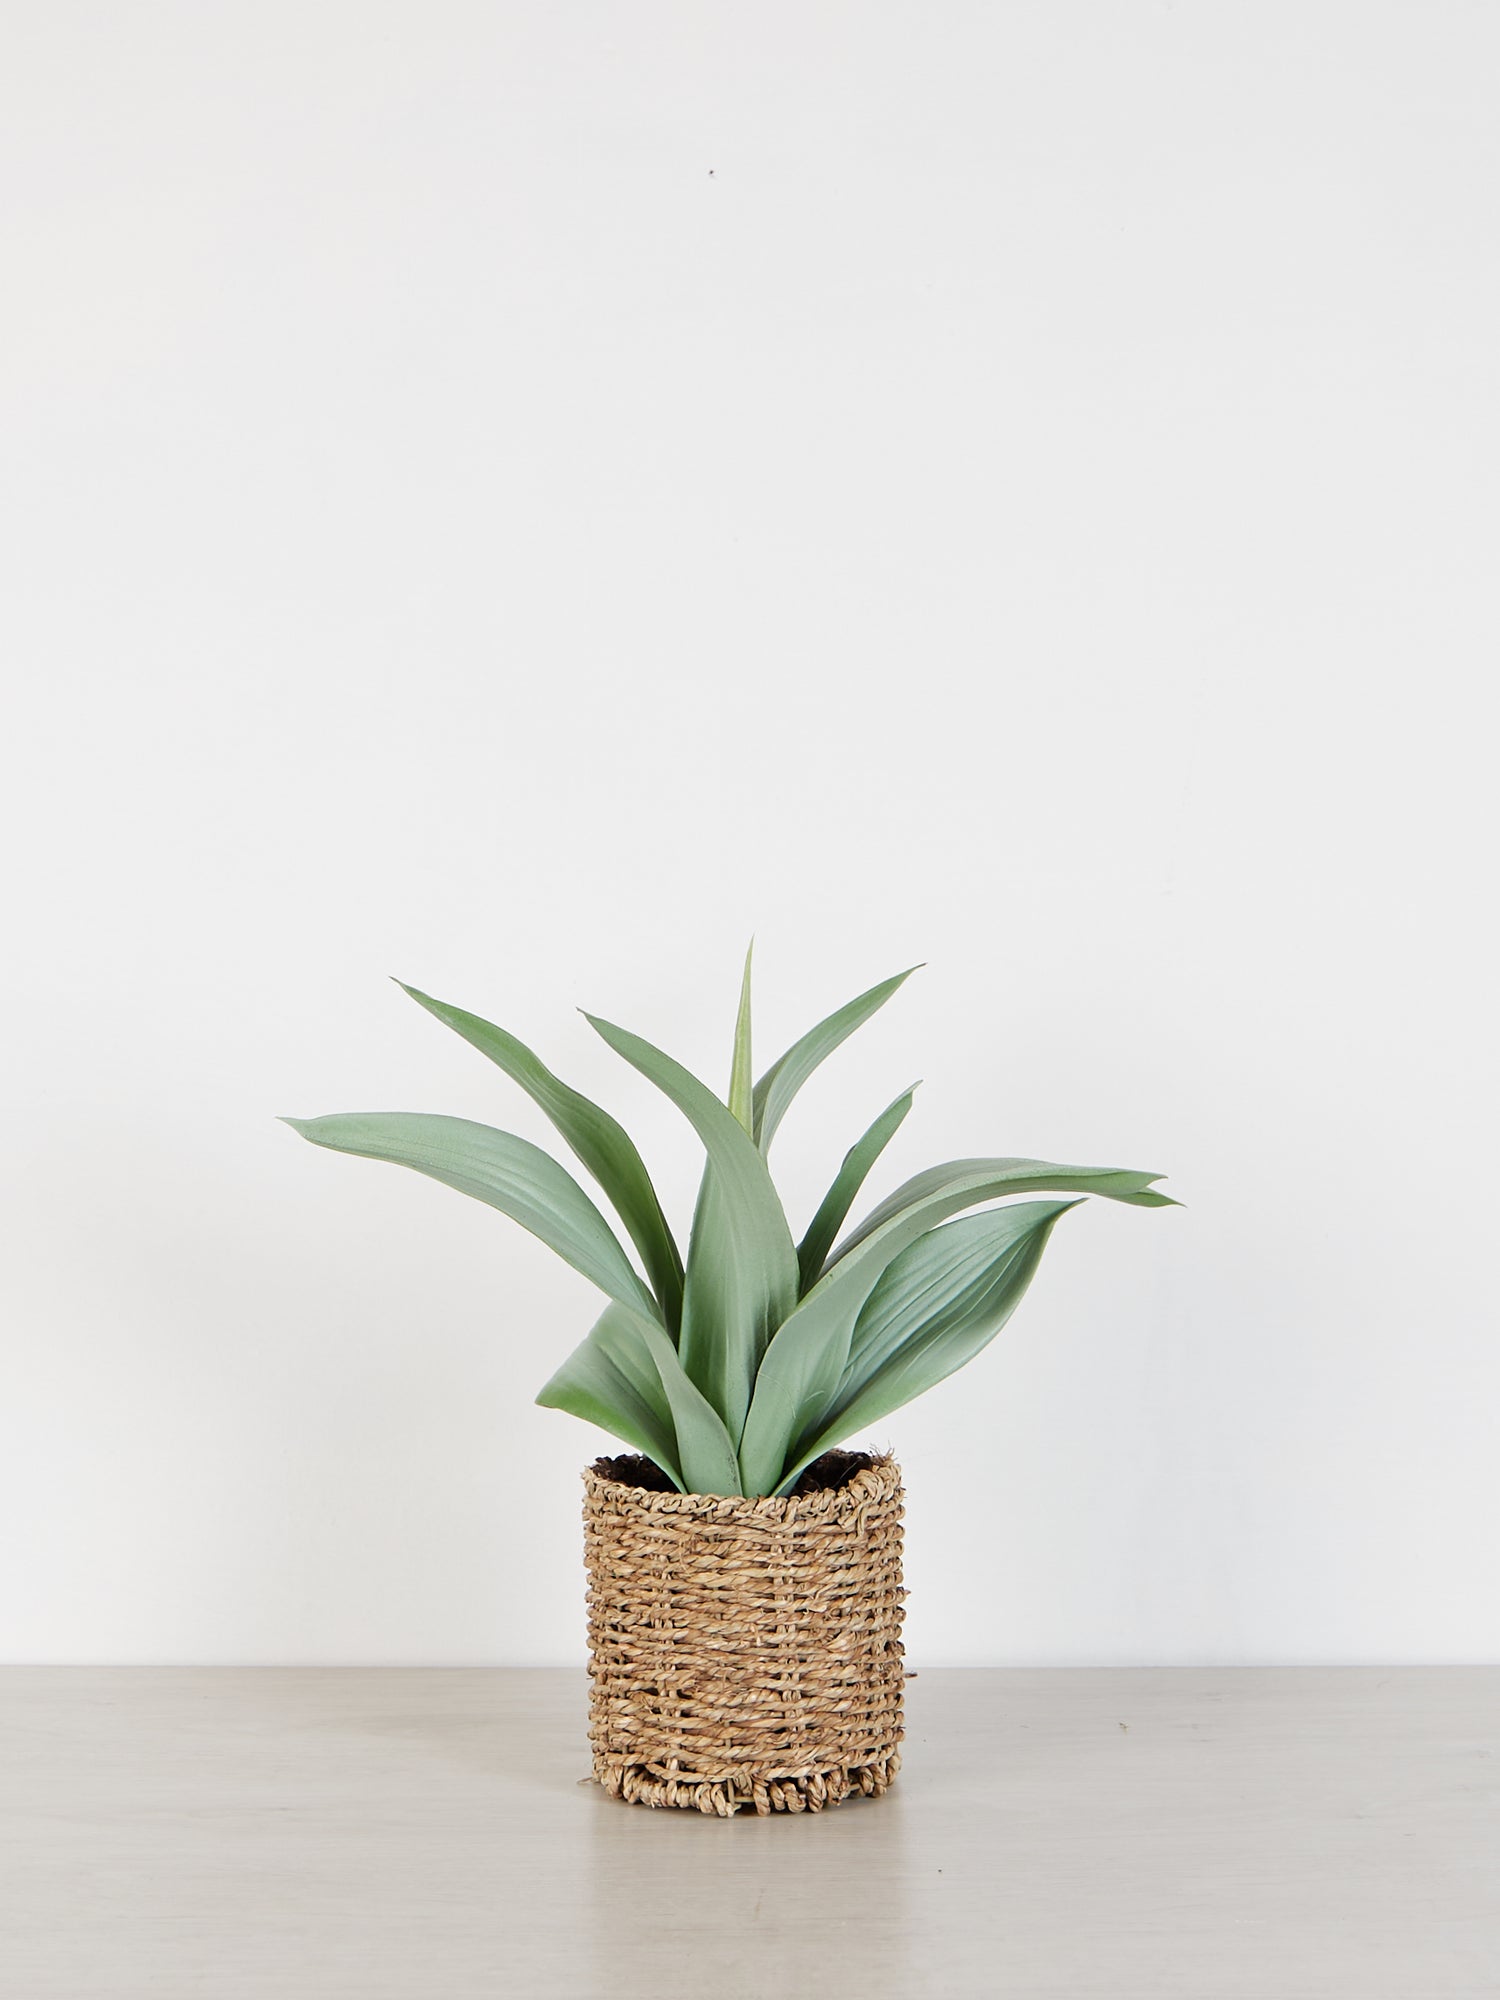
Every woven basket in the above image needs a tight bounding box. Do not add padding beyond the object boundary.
[582,1449,906,1816]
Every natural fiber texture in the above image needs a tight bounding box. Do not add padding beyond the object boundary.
[583,1450,906,1816]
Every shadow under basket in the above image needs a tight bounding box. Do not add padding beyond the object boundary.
[582,1449,906,1817]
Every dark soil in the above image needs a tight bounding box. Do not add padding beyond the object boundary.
[592,1449,876,1499]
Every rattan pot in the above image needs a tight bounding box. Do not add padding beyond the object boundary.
[582,1448,906,1816]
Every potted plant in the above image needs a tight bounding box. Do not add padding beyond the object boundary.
[286,953,1172,1815]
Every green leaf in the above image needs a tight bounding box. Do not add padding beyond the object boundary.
[583,1013,799,1445]
[838,1198,1079,1389]
[739,1156,1171,1494]
[727,942,754,1135]
[833,1158,1176,1264]
[796,1085,918,1294]
[397,981,684,1333]
[773,1201,1080,1493]
[536,1301,745,1495]
[282,1112,660,1323]
[752,965,920,1154]
[536,1303,686,1490]
[631,1312,745,1495]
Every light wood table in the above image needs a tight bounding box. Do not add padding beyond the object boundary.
[1,1668,1495,1997]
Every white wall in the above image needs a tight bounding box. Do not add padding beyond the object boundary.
[3,1,1496,1666]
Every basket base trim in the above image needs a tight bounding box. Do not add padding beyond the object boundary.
[594,1751,901,1818]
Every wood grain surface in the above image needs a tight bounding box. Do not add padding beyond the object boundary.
[1,1668,1496,1997]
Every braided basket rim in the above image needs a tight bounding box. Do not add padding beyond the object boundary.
[582,1448,901,1519]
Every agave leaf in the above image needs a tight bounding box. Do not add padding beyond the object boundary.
[796,1085,918,1295]
[397,981,684,1332]
[537,1301,743,1494]
[630,1312,745,1495]
[752,966,920,1154]
[833,1158,1176,1264]
[282,1112,660,1323]
[536,1303,687,1490]
[728,943,754,1135]
[583,1014,799,1444]
[773,1201,1079,1493]
[739,1156,1171,1494]
[838,1198,1080,1389]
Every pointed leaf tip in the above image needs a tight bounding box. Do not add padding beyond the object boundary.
[728,943,755,1135]
[794,1082,921,1295]
[752,965,920,1154]
[395,986,685,1330]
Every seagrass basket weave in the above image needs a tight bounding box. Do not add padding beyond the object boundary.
[582,1448,906,1817]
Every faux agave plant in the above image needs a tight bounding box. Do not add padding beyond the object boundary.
[285,953,1173,1497]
